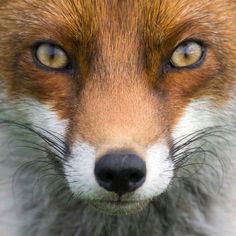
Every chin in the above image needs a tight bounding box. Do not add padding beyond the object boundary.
[89,200,150,215]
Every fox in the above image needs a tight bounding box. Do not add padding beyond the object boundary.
[0,0,236,235]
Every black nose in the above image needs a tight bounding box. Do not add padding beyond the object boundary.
[95,151,146,195]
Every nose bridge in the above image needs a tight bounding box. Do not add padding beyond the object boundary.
[75,77,161,148]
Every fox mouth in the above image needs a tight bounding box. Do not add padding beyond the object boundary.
[89,199,150,215]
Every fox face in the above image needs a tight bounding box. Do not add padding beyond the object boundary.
[0,0,235,216]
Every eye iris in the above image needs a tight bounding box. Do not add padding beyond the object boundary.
[170,42,203,68]
[36,44,68,69]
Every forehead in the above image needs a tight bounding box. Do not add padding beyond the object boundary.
[1,0,227,37]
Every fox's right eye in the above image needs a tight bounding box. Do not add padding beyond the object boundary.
[33,43,70,70]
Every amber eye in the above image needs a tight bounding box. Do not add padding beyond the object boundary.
[34,43,69,70]
[170,41,205,68]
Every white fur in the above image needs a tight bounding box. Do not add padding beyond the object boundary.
[26,101,68,138]
[132,143,173,200]
[173,98,219,141]
[65,142,102,200]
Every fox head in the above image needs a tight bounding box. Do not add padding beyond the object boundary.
[0,0,235,215]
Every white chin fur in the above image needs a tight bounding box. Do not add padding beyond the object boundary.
[90,200,150,215]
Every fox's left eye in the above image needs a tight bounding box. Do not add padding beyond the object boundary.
[33,43,70,70]
[170,41,205,68]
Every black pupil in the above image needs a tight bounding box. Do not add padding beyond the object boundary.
[47,45,58,60]
[182,44,191,58]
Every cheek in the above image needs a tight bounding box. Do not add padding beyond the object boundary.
[6,98,70,153]
[172,98,217,141]
[22,100,69,137]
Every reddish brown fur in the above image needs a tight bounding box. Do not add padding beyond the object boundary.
[0,0,236,151]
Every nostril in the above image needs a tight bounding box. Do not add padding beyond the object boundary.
[95,169,115,191]
[129,171,144,183]
[99,170,114,182]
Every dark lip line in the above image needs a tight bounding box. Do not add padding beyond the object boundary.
[89,199,150,204]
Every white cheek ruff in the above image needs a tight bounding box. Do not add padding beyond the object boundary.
[172,99,216,141]
[19,99,69,156]
[27,103,68,137]
[2,98,69,141]
[0,97,68,139]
